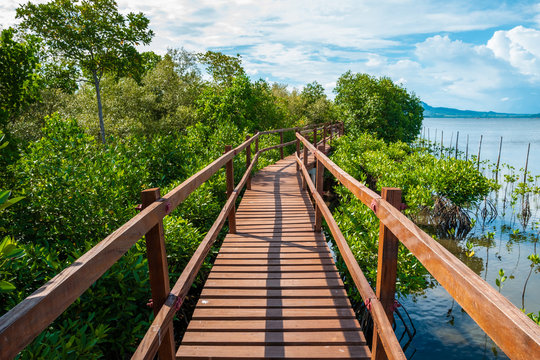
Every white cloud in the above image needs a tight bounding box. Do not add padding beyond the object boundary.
[487,26,540,80]
[2,0,540,112]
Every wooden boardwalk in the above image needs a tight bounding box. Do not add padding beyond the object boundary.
[177,156,370,359]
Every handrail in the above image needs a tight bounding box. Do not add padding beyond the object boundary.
[296,132,540,360]
[0,122,336,359]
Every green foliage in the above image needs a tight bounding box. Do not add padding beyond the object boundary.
[17,0,154,142]
[196,50,244,85]
[495,268,507,291]
[197,75,287,132]
[9,114,149,245]
[331,132,494,210]
[330,187,432,298]
[0,27,42,130]
[334,71,423,142]
[328,131,496,297]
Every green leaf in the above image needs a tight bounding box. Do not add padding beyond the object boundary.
[0,280,16,292]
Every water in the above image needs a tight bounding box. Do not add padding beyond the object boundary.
[393,118,540,359]
[422,117,540,175]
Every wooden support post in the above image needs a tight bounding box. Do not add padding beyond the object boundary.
[313,128,317,147]
[296,132,300,171]
[323,125,327,152]
[302,145,308,190]
[225,145,236,234]
[372,187,402,360]
[314,145,325,232]
[141,188,175,360]
[246,135,252,190]
[340,122,344,136]
[279,131,284,159]
[255,131,259,154]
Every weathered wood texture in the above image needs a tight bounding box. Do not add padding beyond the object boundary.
[296,132,540,360]
[176,156,370,360]
[141,188,175,360]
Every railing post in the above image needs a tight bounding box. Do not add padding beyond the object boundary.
[313,127,317,147]
[255,132,259,154]
[279,131,284,159]
[295,131,300,172]
[323,125,327,152]
[141,188,175,360]
[246,135,252,190]
[372,187,402,360]
[314,145,325,232]
[225,145,236,234]
[302,144,308,190]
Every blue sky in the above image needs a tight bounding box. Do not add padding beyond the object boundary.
[3,0,540,113]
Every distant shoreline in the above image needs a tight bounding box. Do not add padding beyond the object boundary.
[424,115,540,119]
[422,102,540,119]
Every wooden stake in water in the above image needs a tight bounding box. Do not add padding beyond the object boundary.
[477,135,483,170]
[466,134,469,161]
[441,130,444,157]
[449,132,454,157]
[455,131,459,159]
[523,143,530,184]
[496,136,503,183]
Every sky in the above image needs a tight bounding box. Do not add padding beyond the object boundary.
[2,0,540,113]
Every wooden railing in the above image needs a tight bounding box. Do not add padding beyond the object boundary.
[295,132,540,360]
[0,122,341,360]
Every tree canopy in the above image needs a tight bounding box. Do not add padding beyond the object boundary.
[16,0,154,143]
[334,71,423,143]
[0,28,42,130]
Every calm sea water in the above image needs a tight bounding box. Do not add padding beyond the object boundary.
[422,117,540,175]
[392,118,540,360]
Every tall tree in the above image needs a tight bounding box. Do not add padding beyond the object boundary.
[17,0,154,143]
[0,28,42,131]
[334,71,423,143]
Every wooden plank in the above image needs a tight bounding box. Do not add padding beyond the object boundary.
[177,345,370,360]
[191,308,355,320]
[218,247,330,253]
[207,272,340,279]
[216,253,332,259]
[181,330,366,345]
[195,298,352,308]
[203,278,344,289]
[209,265,339,273]
[185,319,362,331]
[212,258,335,266]
[200,288,349,298]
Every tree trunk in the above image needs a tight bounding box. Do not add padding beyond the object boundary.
[92,71,106,144]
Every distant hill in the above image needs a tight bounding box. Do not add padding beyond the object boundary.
[421,102,540,118]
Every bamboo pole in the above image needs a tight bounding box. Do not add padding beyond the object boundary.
[455,131,459,159]
[496,136,503,183]
[477,135,483,170]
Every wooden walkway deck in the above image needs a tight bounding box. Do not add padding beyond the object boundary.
[177,156,370,359]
